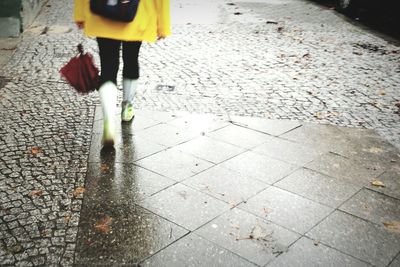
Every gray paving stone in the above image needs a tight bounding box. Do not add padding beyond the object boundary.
[240,186,333,234]
[280,123,348,151]
[366,170,400,200]
[230,116,301,136]
[267,237,370,267]
[331,128,400,170]
[389,253,400,267]
[134,123,198,147]
[139,183,229,231]
[88,133,166,164]
[174,136,245,164]
[183,165,269,205]
[207,124,272,149]
[142,233,257,267]
[340,188,400,226]
[75,202,188,266]
[252,137,328,166]
[195,208,300,266]
[307,211,400,267]
[135,148,214,181]
[305,153,384,186]
[219,151,298,184]
[168,113,229,136]
[275,168,361,208]
[85,162,176,204]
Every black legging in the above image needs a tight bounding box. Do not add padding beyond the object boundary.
[97,37,142,86]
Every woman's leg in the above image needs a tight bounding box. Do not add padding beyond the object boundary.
[122,41,142,79]
[97,37,121,85]
[96,38,121,147]
[121,41,142,122]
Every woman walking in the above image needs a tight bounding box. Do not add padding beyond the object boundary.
[73,0,171,148]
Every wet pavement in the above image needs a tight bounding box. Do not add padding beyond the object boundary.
[0,0,400,266]
[74,108,400,266]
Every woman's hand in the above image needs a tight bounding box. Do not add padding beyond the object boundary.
[76,22,84,29]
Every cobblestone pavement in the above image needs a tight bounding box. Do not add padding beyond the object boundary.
[0,0,399,265]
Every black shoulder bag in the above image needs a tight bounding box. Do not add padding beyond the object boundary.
[90,0,140,22]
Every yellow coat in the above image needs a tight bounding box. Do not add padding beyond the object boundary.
[73,0,171,42]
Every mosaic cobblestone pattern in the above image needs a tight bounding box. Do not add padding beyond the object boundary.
[0,1,96,265]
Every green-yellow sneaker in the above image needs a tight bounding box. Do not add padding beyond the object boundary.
[121,102,135,122]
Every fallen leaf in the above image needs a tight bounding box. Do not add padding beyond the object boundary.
[314,112,324,120]
[382,221,400,233]
[94,216,113,234]
[28,190,43,197]
[371,180,385,188]
[29,147,42,155]
[368,147,384,154]
[100,164,109,172]
[73,187,86,197]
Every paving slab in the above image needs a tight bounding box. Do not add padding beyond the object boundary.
[307,211,400,267]
[240,186,333,234]
[195,208,300,266]
[275,168,361,208]
[139,183,230,231]
[219,151,298,184]
[183,165,269,205]
[84,162,176,203]
[252,137,328,166]
[133,123,198,148]
[230,116,301,136]
[89,133,166,164]
[339,188,400,226]
[75,202,188,266]
[168,113,229,136]
[142,233,257,267]
[389,253,400,267]
[267,237,370,267]
[135,148,214,181]
[305,152,385,186]
[280,123,349,151]
[366,170,400,200]
[331,128,400,170]
[173,136,245,164]
[75,162,188,266]
[207,124,272,149]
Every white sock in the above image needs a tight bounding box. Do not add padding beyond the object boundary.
[123,78,138,104]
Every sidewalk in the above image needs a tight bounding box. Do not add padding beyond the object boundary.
[74,107,400,266]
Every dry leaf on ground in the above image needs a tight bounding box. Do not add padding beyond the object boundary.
[94,216,113,234]
[28,190,43,197]
[368,147,384,154]
[100,164,109,172]
[73,187,86,197]
[382,221,400,233]
[29,147,42,155]
[371,180,385,187]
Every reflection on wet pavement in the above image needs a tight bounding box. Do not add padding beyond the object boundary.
[74,109,400,266]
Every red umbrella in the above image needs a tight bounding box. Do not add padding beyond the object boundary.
[60,44,99,94]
